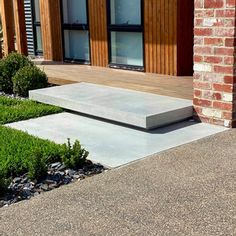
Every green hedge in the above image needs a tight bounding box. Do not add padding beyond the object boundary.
[0,126,64,178]
[0,126,89,181]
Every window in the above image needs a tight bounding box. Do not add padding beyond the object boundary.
[32,0,43,55]
[108,0,144,69]
[62,0,90,63]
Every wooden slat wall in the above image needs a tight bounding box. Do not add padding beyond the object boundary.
[88,0,108,67]
[40,0,63,61]
[144,0,177,75]
[144,0,193,76]
[13,0,28,55]
[0,0,15,55]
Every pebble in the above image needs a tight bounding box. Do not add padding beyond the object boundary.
[0,161,106,208]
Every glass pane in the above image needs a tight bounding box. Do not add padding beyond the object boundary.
[35,26,42,52]
[63,0,87,24]
[111,32,143,67]
[110,0,141,25]
[64,30,90,61]
[34,0,40,22]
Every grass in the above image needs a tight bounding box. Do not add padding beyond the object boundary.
[0,96,63,125]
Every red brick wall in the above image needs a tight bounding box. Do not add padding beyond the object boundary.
[193,0,236,127]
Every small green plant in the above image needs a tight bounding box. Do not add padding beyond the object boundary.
[0,52,33,94]
[13,65,48,97]
[28,149,48,180]
[61,139,89,169]
[0,172,9,196]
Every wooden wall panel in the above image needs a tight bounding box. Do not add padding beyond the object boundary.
[40,0,63,61]
[144,0,177,75]
[144,0,193,76]
[88,0,108,67]
[13,0,28,55]
[0,0,15,55]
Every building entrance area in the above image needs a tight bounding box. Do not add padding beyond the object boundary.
[24,0,194,76]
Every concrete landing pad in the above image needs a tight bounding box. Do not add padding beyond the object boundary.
[6,112,227,168]
[29,83,193,130]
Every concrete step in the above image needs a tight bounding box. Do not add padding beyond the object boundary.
[29,82,193,130]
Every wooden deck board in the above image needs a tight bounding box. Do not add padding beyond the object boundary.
[38,63,193,100]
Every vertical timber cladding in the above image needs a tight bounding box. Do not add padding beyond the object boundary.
[13,0,28,55]
[88,0,109,67]
[0,0,15,55]
[144,0,194,76]
[39,0,63,61]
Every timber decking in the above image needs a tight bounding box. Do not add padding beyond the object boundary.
[38,63,193,100]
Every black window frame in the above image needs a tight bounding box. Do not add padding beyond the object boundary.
[31,0,43,56]
[61,0,91,64]
[107,0,145,71]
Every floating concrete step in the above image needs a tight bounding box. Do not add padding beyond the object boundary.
[29,82,193,130]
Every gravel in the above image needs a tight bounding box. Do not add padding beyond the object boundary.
[0,161,106,208]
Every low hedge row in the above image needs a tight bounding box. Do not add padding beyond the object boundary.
[0,53,48,97]
[0,126,89,192]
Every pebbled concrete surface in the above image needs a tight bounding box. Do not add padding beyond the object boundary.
[0,129,236,236]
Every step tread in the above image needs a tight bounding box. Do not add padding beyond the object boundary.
[29,83,193,130]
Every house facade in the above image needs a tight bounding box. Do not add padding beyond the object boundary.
[23,0,193,76]
[0,0,236,128]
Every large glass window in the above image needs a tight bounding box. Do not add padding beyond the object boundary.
[108,0,144,69]
[64,30,90,61]
[111,32,143,66]
[62,0,90,62]
[63,0,87,24]
[32,0,43,54]
[110,0,141,25]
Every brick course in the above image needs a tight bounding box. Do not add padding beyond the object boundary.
[193,0,236,127]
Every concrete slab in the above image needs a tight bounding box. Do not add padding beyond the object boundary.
[29,83,193,130]
[6,112,227,168]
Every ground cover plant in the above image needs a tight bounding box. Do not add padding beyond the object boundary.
[0,126,64,179]
[0,96,63,125]
[0,126,92,194]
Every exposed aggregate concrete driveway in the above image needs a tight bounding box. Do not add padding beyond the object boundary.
[0,129,236,236]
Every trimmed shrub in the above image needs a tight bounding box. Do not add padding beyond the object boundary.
[61,139,89,169]
[28,149,48,180]
[0,53,33,94]
[13,65,48,97]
